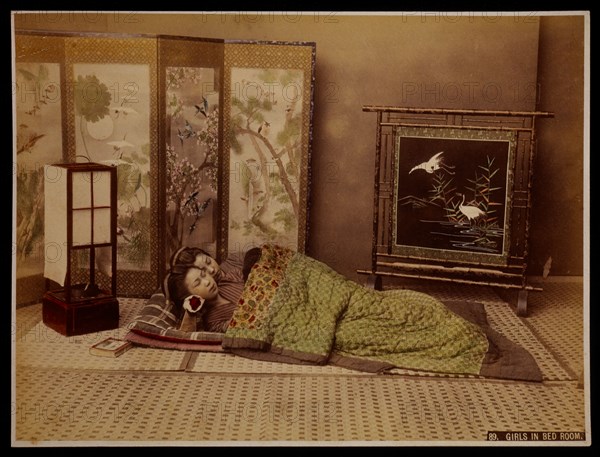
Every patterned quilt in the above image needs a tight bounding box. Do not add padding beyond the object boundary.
[222,244,543,381]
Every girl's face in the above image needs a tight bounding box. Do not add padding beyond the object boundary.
[193,253,221,279]
[184,267,219,300]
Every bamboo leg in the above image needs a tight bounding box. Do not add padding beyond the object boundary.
[366,274,382,291]
[517,289,528,316]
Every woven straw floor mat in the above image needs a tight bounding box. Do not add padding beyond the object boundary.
[14,280,586,443]
[16,298,189,372]
[14,368,584,442]
[522,281,584,379]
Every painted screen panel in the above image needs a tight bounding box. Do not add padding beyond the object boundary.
[164,66,219,261]
[392,127,516,265]
[227,67,304,254]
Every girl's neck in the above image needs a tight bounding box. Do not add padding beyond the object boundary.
[206,293,228,306]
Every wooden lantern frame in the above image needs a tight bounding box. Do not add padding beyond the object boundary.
[42,162,119,336]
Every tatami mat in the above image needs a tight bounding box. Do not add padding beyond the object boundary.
[187,352,373,376]
[16,324,189,372]
[384,281,507,305]
[14,303,43,335]
[15,298,189,372]
[14,367,585,443]
[13,279,587,444]
[523,281,584,379]
[188,351,481,379]
[482,301,572,381]
[389,281,580,381]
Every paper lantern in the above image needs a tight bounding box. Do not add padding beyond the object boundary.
[42,163,119,336]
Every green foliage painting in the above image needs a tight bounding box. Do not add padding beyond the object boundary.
[228,68,303,253]
[15,62,63,278]
[73,63,152,270]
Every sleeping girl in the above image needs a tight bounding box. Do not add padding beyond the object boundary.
[164,247,261,333]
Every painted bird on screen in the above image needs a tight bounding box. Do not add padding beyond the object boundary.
[409,151,455,175]
[258,121,270,136]
[195,96,209,117]
[188,197,212,234]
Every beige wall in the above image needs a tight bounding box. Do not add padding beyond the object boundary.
[530,16,585,276]
[14,12,584,283]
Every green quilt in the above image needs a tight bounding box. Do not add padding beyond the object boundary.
[222,244,542,381]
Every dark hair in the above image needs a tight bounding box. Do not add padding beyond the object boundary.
[170,247,212,269]
[243,247,262,282]
[163,263,203,319]
[164,247,218,319]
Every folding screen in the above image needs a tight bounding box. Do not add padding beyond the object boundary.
[15,33,67,304]
[157,36,224,276]
[14,30,315,301]
[64,34,159,297]
[221,41,315,262]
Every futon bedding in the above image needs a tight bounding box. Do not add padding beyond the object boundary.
[222,244,542,382]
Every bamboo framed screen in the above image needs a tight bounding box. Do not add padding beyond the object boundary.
[358,106,553,315]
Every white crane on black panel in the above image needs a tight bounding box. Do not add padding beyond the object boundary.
[409,151,455,175]
[458,193,485,224]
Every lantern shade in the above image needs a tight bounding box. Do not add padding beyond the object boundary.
[44,165,69,286]
[72,172,92,208]
[42,162,119,336]
[93,208,112,244]
[93,172,111,207]
[43,164,116,287]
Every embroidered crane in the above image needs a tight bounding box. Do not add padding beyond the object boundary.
[409,151,455,175]
[458,193,485,223]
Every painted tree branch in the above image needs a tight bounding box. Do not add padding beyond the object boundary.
[167,196,181,253]
[16,171,44,260]
[237,126,299,218]
[247,134,277,237]
[198,160,217,172]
